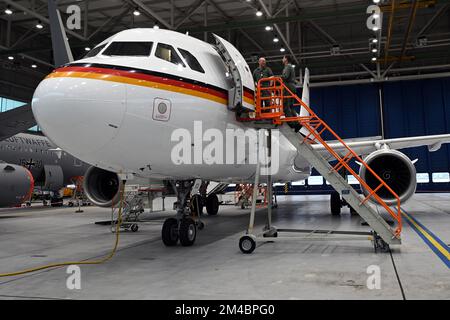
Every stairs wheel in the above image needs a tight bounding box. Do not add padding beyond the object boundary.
[239,236,256,254]
[330,191,341,215]
[350,206,358,216]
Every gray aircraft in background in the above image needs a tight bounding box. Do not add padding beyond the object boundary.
[0,132,89,207]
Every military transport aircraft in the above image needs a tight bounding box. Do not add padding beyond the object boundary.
[0,132,89,207]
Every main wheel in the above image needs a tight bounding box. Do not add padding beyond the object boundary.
[162,218,179,246]
[190,194,203,217]
[131,224,139,232]
[239,236,256,254]
[330,191,341,216]
[206,194,219,216]
[179,218,197,247]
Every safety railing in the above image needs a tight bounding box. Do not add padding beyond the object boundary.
[250,77,402,237]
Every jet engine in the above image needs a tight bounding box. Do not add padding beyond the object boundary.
[83,166,122,207]
[0,163,34,207]
[359,149,417,205]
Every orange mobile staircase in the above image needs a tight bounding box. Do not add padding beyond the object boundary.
[237,77,402,253]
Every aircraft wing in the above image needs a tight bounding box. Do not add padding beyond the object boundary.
[312,134,450,160]
[0,104,37,141]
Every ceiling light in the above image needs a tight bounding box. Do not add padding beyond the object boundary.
[372,48,378,53]
[31,64,37,68]
[8,56,14,60]
[373,0,380,3]
[36,21,44,29]
[273,35,279,43]
[372,26,379,31]
[280,47,286,53]
[265,25,272,31]
[371,38,378,44]
[373,13,380,19]
[256,9,263,17]
[85,47,91,51]
[133,8,141,16]
[153,24,159,30]
[371,57,377,62]
[4,6,13,15]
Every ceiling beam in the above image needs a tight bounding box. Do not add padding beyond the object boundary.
[128,0,173,29]
[256,0,299,64]
[175,0,206,29]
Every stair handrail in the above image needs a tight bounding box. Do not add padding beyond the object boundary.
[254,77,402,237]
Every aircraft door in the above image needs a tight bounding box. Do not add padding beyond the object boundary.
[213,34,255,112]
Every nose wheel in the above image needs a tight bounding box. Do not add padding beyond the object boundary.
[162,217,198,247]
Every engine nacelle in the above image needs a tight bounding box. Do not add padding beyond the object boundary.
[359,149,417,205]
[83,166,122,207]
[0,164,34,207]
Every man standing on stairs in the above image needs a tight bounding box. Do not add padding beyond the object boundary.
[253,57,274,109]
[281,55,301,132]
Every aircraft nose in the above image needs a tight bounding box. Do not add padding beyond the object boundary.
[32,74,127,158]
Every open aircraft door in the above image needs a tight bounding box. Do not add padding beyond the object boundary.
[213,34,255,112]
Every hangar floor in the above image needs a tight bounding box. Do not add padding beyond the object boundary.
[0,194,448,300]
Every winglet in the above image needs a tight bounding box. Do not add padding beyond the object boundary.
[48,0,74,67]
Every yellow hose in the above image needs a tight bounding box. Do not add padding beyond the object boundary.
[0,183,126,278]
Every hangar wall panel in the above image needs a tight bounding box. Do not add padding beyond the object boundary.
[281,78,450,195]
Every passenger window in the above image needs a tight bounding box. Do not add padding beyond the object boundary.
[103,42,153,57]
[155,43,185,67]
[178,48,205,73]
[84,43,107,58]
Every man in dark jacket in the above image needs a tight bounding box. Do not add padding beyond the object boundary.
[281,55,301,132]
[253,57,274,109]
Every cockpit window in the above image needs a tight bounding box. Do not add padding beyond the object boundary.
[178,48,205,74]
[84,43,107,58]
[155,43,185,67]
[102,42,153,57]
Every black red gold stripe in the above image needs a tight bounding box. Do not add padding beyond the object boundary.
[47,63,255,106]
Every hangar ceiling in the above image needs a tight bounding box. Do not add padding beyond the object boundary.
[1,0,450,102]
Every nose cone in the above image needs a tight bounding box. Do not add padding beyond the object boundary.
[32,74,126,158]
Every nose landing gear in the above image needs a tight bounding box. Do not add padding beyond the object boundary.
[161,180,210,247]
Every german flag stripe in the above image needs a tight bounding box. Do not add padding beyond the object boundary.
[47,63,255,106]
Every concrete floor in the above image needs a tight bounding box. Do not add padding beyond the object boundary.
[0,194,448,300]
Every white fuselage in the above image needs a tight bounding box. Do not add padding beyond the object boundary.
[32,29,310,184]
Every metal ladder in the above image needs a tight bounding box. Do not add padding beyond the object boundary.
[239,77,402,248]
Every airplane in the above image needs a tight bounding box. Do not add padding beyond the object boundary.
[0,132,90,208]
[30,10,450,247]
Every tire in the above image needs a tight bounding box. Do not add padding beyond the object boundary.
[206,194,219,216]
[190,194,203,217]
[350,206,358,216]
[179,218,197,247]
[330,191,341,215]
[131,224,139,232]
[239,236,256,254]
[162,218,179,246]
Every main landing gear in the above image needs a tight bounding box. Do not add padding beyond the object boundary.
[161,180,219,247]
[330,191,358,216]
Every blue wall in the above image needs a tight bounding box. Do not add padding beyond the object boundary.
[283,77,450,195]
